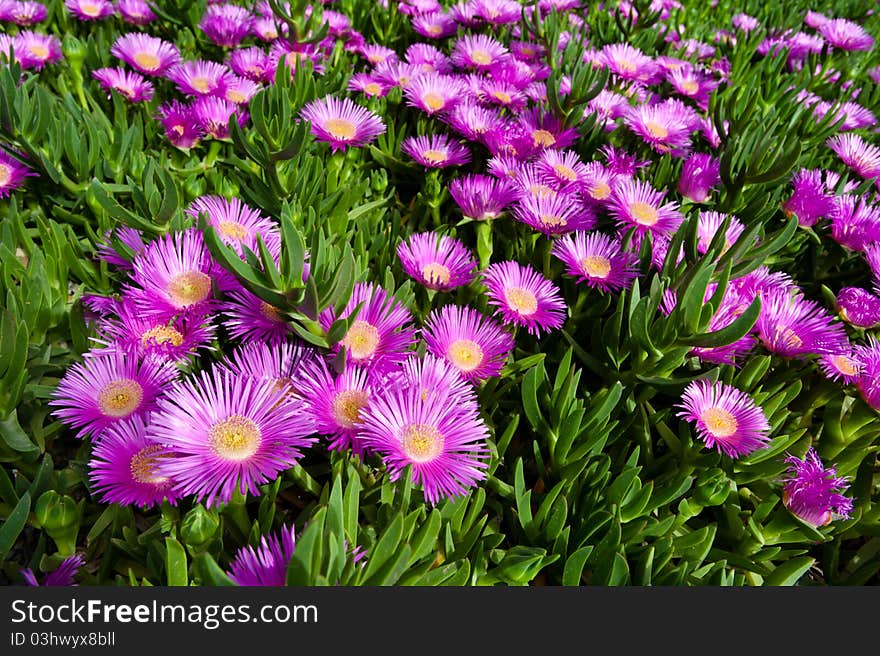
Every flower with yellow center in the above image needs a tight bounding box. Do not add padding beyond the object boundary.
[0,164,11,187]
[532,129,556,147]
[422,149,449,165]
[140,325,184,348]
[580,255,612,279]
[324,118,357,141]
[504,287,539,316]
[421,262,451,287]
[343,320,381,361]
[701,407,738,438]
[645,121,669,140]
[98,379,144,418]
[210,415,262,462]
[401,423,444,463]
[27,43,49,59]
[628,201,659,226]
[129,445,171,486]
[422,92,446,112]
[167,271,213,308]
[447,339,484,372]
[471,49,492,65]
[332,390,369,429]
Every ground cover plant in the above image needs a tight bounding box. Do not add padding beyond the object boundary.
[0,0,879,588]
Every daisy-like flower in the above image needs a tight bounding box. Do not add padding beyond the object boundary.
[469,76,528,111]
[580,162,618,204]
[199,3,253,47]
[50,349,177,439]
[471,0,521,24]
[782,448,853,527]
[818,349,863,384]
[192,96,245,140]
[359,377,490,504]
[93,301,216,362]
[0,1,47,25]
[609,178,684,239]
[11,30,62,69]
[0,149,36,198]
[411,11,458,39]
[481,261,566,336]
[829,195,880,252]
[373,60,424,89]
[405,42,453,75]
[348,73,390,98]
[116,0,155,25]
[220,341,316,402]
[552,231,640,293]
[516,108,579,152]
[166,60,233,97]
[422,304,514,383]
[65,0,113,20]
[397,231,477,292]
[403,73,466,115]
[92,67,154,102]
[513,192,596,236]
[676,379,771,459]
[88,415,180,508]
[854,337,880,410]
[149,368,317,506]
[451,33,508,70]
[299,96,386,153]
[827,134,880,183]
[359,43,398,67]
[186,195,277,257]
[220,76,261,105]
[624,101,693,155]
[127,228,229,321]
[22,554,85,587]
[600,43,662,84]
[756,289,848,358]
[448,174,517,221]
[229,47,274,83]
[320,282,417,373]
[445,102,504,142]
[732,13,759,31]
[227,524,297,586]
[394,353,476,408]
[782,168,834,227]
[678,153,721,203]
[220,287,290,345]
[536,149,589,189]
[818,18,874,52]
[696,211,745,255]
[836,287,880,329]
[156,100,203,149]
[402,134,471,168]
[111,34,180,76]
[298,358,374,456]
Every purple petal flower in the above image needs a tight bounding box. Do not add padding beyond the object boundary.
[783,448,853,527]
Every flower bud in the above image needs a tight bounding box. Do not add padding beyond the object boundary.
[34,491,81,557]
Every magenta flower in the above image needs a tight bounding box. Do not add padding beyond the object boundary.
[449,173,517,221]
[412,12,458,39]
[94,225,145,269]
[220,288,291,345]
[783,448,853,528]
[348,73,390,98]
[192,96,245,140]
[166,60,233,97]
[111,34,180,76]
[756,289,848,358]
[228,524,296,586]
[481,261,566,336]
[88,415,180,508]
[92,67,154,102]
[818,17,874,52]
[782,169,834,227]
[319,282,417,373]
[156,100,203,149]
[624,101,693,155]
[512,191,596,236]
[537,149,589,189]
[0,149,36,198]
[186,195,277,257]
[22,554,85,587]
[397,231,477,291]
[836,287,880,329]
[676,379,771,458]
[199,3,253,47]
[422,304,514,383]
[451,33,508,70]
[11,30,62,69]
[678,153,720,203]
[600,43,662,84]
[404,73,466,115]
[221,76,261,105]
[220,341,316,402]
[402,134,471,168]
[696,211,745,255]
[50,349,178,439]
[609,178,684,239]
[150,368,317,507]
[830,195,880,252]
[65,0,113,21]
[359,376,490,504]
[552,231,640,293]
[818,351,862,384]
[116,0,155,24]
[854,337,880,410]
[0,1,47,25]
[299,96,386,153]
[827,134,880,184]
[229,47,274,83]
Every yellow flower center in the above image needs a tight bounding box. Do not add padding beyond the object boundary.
[191,76,212,93]
[0,164,11,187]
[167,271,212,308]
[343,320,380,361]
[629,201,659,226]
[324,118,357,141]
[830,355,859,377]
[645,120,668,140]
[129,445,171,486]
[80,1,102,17]
[532,129,556,147]
[422,92,445,111]
[217,220,248,242]
[226,89,248,104]
[777,326,803,349]
[332,390,369,429]
[421,262,451,286]
[447,339,484,372]
[529,183,556,199]
[616,58,637,73]
[98,379,144,418]
[701,407,738,438]
[27,43,49,59]
[259,302,283,323]
[681,80,699,95]
[134,51,160,71]
[171,124,185,136]
[553,164,577,181]
[471,49,492,65]
[505,286,539,316]
[422,149,448,165]
[540,213,566,228]
[401,423,444,463]
[588,181,612,200]
[210,415,261,461]
[365,82,382,96]
[426,24,443,36]
[140,325,184,348]
[580,255,612,279]
[491,90,512,104]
